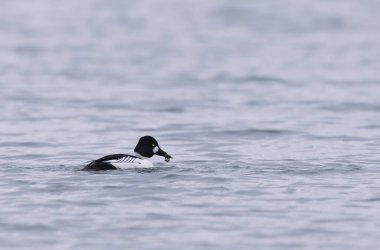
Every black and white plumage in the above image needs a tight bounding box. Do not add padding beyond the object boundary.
[82,136,172,171]
[82,154,138,171]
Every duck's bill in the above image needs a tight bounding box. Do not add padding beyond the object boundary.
[156,148,172,162]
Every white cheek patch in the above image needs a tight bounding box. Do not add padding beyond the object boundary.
[153,146,159,153]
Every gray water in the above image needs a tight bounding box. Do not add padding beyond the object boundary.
[1,0,380,249]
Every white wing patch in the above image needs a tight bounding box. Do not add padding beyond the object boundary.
[112,158,154,169]
[106,155,137,164]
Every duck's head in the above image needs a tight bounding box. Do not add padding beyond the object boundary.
[134,136,172,162]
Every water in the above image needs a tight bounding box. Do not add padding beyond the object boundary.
[1,0,380,249]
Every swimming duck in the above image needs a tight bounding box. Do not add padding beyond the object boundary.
[82,136,172,171]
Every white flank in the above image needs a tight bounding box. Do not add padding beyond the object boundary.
[112,158,154,169]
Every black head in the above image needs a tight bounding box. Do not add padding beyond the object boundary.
[134,136,172,161]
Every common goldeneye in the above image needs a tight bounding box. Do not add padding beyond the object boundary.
[82,136,172,171]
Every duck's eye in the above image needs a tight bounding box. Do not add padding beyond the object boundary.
[152,144,155,147]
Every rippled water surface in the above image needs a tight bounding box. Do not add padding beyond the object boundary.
[1,0,380,249]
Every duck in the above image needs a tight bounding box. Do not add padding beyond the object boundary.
[82,136,172,171]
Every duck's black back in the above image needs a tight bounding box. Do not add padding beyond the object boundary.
[81,161,117,171]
